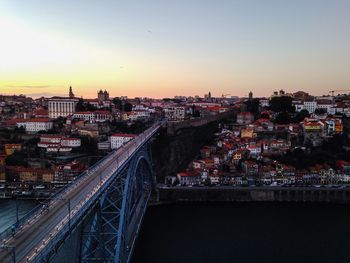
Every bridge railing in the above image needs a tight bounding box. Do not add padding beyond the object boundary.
[0,123,161,244]
[0,139,123,244]
[0,122,162,246]
[29,123,162,262]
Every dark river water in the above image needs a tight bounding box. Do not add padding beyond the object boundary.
[0,199,39,233]
[2,200,350,263]
[132,202,350,263]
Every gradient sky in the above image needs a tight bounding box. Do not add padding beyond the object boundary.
[0,0,349,98]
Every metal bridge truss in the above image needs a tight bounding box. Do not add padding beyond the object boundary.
[79,143,154,263]
[34,143,154,263]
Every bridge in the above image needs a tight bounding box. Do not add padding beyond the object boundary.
[0,122,163,263]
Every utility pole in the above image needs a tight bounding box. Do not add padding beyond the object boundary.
[68,198,71,231]
[15,198,19,226]
[12,246,16,263]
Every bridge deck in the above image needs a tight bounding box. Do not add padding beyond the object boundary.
[0,123,161,263]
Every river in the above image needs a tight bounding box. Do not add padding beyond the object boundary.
[0,200,39,233]
[2,201,350,262]
[132,202,350,263]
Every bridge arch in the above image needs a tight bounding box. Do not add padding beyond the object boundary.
[80,145,154,263]
[115,150,154,262]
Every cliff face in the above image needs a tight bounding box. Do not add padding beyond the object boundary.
[151,121,219,182]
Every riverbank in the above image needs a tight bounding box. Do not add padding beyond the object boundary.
[156,185,350,203]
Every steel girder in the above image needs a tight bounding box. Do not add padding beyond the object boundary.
[79,144,154,263]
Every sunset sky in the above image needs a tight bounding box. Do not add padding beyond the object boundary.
[0,0,349,98]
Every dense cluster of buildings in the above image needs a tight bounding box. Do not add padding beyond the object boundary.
[1,87,350,193]
[175,124,350,186]
[37,135,81,153]
[3,160,87,185]
[173,90,350,187]
[262,90,350,116]
[0,88,234,193]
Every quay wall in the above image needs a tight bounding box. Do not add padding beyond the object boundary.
[156,187,350,203]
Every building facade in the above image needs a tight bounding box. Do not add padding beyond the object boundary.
[163,106,186,121]
[48,97,79,118]
[110,133,136,149]
[16,118,53,133]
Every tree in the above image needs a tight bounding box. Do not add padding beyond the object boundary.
[193,109,201,118]
[76,98,85,111]
[54,117,65,129]
[38,129,56,134]
[76,99,97,111]
[5,151,28,167]
[259,113,270,119]
[124,102,132,112]
[322,134,346,152]
[112,97,122,108]
[269,96,294,113]
[293,109,310,122]
[274,112,291,124]
[315,108,327,115]
[112,98,132,112]
[13,126,25,134]
[244,98,260,115]
[78,136,98,155]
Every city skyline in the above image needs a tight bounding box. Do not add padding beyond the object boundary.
[1,0,350,98]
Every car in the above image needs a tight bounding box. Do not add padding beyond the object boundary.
[33,185,45,189]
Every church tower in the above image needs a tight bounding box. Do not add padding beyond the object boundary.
[69,86,75,98]
[248,91,253,100]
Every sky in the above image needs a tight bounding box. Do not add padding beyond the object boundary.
[0,0,349,98]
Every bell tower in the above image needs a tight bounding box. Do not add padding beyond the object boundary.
[69,86,75,98]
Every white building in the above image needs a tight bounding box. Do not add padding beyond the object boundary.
[303,101,317,113]
[37,135,80,152]
[94,110,112,122]
[39,135,64,144]
[84,99,111,109]
[122,110,151,121]
[72,111,112,123]
[61,138,81,147]
[110,133,136,149]
[98,141,111,151]
[48,97,79,118]
[294,102,305,112]
[177,171,201,185]
[316,100,333,114]
[134,110,151,119]
[259,98,269,108]
[47,146,72,153]
[132,104,148,111]
[16,118,53,133]
[73,112,94,122]
[163,106,186,121]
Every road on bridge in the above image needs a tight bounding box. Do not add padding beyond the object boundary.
[0,123,161,263]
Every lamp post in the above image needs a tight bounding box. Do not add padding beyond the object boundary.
[15,198,19,227]
[67,198,71,231]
